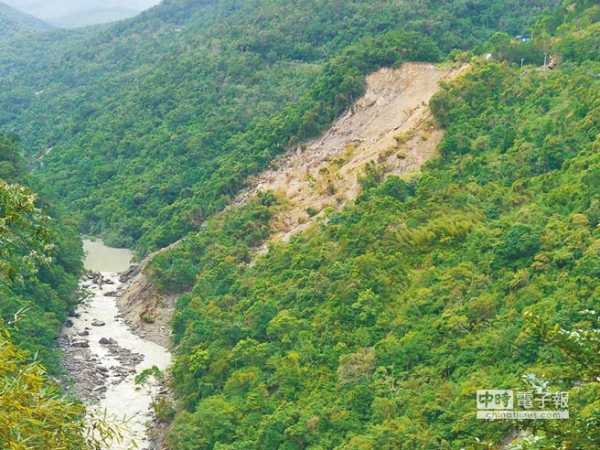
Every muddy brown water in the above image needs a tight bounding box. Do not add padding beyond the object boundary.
[82,239,134,272]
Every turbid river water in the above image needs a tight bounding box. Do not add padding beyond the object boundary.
[82,239,135,272]
[62,239,171,449]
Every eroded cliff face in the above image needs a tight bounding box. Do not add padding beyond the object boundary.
[117,263,176,349]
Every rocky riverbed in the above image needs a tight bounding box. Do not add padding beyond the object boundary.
[60,269,171,450]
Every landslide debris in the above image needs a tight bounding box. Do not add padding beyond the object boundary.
[236,62,468,242]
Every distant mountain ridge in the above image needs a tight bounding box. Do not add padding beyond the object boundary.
[2,0,161,28]
[0,1,53,38]
[45,7,141,29]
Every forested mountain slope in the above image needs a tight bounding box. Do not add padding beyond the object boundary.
[0,133,83,369]
[143,1,600,448]
[0,132,94,447]
[2,0,599,448]
[0,0,557,253]
[0,2,53,39]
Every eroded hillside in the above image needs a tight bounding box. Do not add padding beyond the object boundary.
[237,62,467,241]
[125,2,600,447]
[0,0,554,252]
[122,62,466,344]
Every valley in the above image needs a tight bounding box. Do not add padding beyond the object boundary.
[0,0,599,449]
[61,241,170,449]
[2,0,161,28]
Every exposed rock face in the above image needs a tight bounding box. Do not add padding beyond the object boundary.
[119,264,142,283]
[117,264,175,349]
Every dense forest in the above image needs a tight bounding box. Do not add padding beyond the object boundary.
[1,0,600,448]
[0,132,102,447]
[0,132,83,369]
[148,1,600,449]
[0,0,557,253]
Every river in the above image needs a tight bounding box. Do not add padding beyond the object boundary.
[82,239,135,272]
[62,239,171,449]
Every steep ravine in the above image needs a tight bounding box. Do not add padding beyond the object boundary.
[64,63,467,447]
[61,241,171,450]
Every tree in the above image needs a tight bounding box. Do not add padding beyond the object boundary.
[0,181,52,285]
[0,181,120,449]
[518,311,600,449]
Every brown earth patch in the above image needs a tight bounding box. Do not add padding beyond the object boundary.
[235,62,468,243]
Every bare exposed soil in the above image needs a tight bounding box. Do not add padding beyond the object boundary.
[236,62,468,243]
[117,264,176,349]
